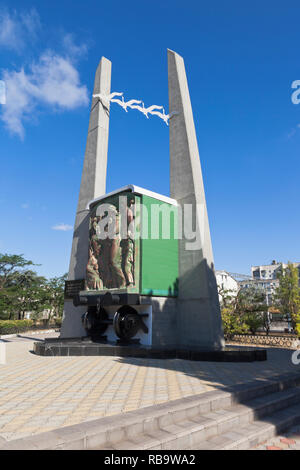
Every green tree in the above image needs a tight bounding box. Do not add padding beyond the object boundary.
[274,262,300,335]
[0,254,38,319]
[0,269,48,320]
[218,286,237,309]
[221,306,249,339]
[0,253,66,326]
[234,287,267,334]
[0,253,35,290]
[13,270,48,320]
[44,274,67,321]
[219,286,267,338]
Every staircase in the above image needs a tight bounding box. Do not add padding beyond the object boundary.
[1,372,300,450]
[93,373,300,450]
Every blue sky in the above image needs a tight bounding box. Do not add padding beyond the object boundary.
[0,0,299,278]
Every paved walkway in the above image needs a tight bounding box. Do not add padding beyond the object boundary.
[0,334,299,442]
[253,425,300,450]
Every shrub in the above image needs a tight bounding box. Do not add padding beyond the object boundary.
[54,318,62,328]
[243,312,264,335]
[0,320,34,335]
[293,314,300,337]
[221,308,249,339]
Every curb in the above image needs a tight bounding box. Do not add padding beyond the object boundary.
[0,329,59,339]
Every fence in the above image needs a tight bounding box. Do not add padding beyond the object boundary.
[230,333,300,349]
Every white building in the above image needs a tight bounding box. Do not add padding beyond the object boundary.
[250,260,300,305]
[215,270,239,304]
[252,260,282,281]
[239,278,278,307]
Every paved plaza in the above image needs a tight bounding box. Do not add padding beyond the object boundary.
[253,424,300,450]
[0,333,299,443]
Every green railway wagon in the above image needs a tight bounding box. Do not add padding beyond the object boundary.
[85,185,178,298]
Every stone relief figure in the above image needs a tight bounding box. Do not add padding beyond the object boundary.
[121,238,134,286]
[100,205,125,289]
[121,198,135,286]
[86,195,136,291]
[86,248,103,290]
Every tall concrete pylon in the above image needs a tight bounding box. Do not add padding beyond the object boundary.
[168,49,224,350]
[60,57,112,338]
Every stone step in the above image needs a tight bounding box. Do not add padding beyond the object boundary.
[194,403,300,450]
[95,385,300,450]
[1,372,300,450]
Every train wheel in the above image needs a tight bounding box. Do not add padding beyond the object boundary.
[82,306,108,336]
[113,305,140,340]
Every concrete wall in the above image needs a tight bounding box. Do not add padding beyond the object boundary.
[168,49,224,350]
[148,297,178,347]
[61,57,111,339]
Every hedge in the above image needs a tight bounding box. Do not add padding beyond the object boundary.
[0,320,34,335]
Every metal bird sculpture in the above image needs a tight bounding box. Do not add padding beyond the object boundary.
[92,90,175,126]
[92,92,123,105]
[150,108,170,125]
[125,99,142,110]
[111,97,142,112]
[130,103,164,118]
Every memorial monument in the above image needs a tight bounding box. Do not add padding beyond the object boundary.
[34,50,265,361]
[58,48,224,350]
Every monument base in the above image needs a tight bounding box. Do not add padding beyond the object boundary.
[33,338,267,362]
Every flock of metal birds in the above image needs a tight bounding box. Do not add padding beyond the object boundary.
[92,92,174,125]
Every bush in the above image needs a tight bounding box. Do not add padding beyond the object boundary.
[54,318,62,328]
[293,314,300,337]
[0,320,34,335]
[243,312,264,335]
[221,308,249,339]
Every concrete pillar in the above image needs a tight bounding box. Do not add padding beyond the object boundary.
[60,57,112,338]
[168,49,224,350]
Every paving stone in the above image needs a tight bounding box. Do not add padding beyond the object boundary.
[1,335,300,449]
[280,437,296,445]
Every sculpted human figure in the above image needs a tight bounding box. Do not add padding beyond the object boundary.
[86,248,102,290]
[121,198,135,286]
[86,197,138,290]
[99,204,125,289]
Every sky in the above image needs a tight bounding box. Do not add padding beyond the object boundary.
[0,0,299,278]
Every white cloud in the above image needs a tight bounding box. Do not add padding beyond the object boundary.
[0,9,40,51]
[287,124,300,140]
[52,223,73,231]
[1,51,89,138]
[0,12,21,49]
[20,9,41,39]
[63,34,88,60]
[0,81,5,104]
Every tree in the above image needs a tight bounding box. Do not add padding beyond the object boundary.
[234,287,267,334]
[219,285,267,338]
[44,274,67,321]
[0,253,67,325]
[0,254,36,290]
[0,268,48,320]
[221,306,249,339]
[274,262,300,336]
[13,270,48,320]
[0,254,38,319]
[218,286,237,309]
